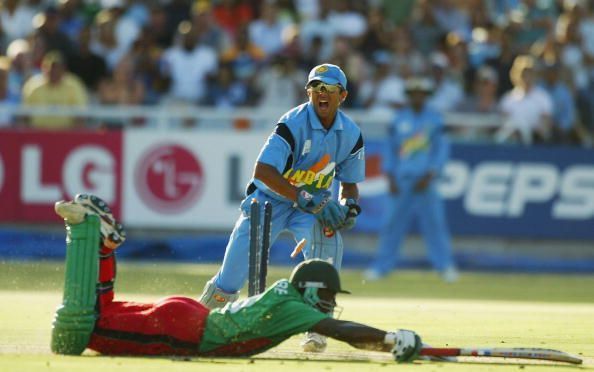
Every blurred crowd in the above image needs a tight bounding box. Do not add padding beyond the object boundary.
[1,0,594,144]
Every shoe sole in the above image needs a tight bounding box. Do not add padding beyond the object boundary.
[73,194,126,247]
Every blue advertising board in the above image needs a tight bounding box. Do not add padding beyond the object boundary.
[356,142,594,240]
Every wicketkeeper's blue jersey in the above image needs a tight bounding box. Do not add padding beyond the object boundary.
[248,102,365,199]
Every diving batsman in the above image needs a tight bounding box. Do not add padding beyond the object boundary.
[51,194,421,362]
[198,63,365,352]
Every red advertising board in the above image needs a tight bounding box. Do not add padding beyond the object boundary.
[0,129,122,222]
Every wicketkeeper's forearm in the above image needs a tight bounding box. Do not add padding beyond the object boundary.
[339,182,359,202]
[254,162,299,201]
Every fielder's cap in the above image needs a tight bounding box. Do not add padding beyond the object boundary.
[405,76,435,93]
[307,63,347,89]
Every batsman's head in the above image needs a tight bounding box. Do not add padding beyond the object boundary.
[290,259,350,313]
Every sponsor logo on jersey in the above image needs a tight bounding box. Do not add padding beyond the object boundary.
[283,153,335,191]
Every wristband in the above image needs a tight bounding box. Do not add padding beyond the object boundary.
[384,332,397,345]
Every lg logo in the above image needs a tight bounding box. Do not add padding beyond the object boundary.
[134,144,204,214]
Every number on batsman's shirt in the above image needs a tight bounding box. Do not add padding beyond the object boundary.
[199,279,329,355]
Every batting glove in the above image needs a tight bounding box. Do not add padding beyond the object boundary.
[388,329,422,363]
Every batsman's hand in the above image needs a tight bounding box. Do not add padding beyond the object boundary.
[390,329,422,363]
[296,189,332,215]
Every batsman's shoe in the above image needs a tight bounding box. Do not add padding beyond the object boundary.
[301,332,327,353]
[55,194,126,249]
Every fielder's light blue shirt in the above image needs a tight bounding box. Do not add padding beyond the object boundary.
[382,104,449,181]
[249,102,365,200]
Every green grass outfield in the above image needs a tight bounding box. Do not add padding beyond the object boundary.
[1,261,593,372]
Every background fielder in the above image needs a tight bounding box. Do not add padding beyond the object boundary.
[51,195,421,362]
[365,77,458,282]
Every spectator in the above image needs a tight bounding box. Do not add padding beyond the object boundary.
[486,26,516,96]
[389,27,427,79]
[540,62,579,144]
[22,50,89,129]
[57,0,85,42]
[90,9,124,70]
[299,0,336,61]
[212,0,254,39]
[161,21,218,105]
[163,0,192,46]
[203,63,248,109]
[455,65,500,139]
[98,54,144,106]
[327,0,367,39]
[508,0,556,52]
[103,0,141,63]
[68,25,108,92]
[191,1,228,51]
[497,55,553,144]
[427,52,465,112]
[0,0,36,46]
[357,50,406,115]
[365,77,458,283]
[0,57,18,126]
[220,24,265,100]
[248,0,292,58]
[128,26,168,105]
[5,38,36,102]
[327,35,367,107]
[355,6,393,57]
[432,0,472,41]
[409,0,445,56]
[556,7,588,90]
[457,65,500,113]
[32,5,76,61]
[145,4,174,49]
[256,54,306,110]
[299,34,324,69]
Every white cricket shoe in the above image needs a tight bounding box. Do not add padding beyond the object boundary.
[440,266,459,283]
[301,332,327,353]
[363,268,384,281]
[55,194,126,249]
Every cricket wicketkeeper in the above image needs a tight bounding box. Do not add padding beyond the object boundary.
[50,194,421,361]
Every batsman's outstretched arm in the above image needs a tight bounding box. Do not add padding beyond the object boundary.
[311,318,392,352]
[254,162,299,202]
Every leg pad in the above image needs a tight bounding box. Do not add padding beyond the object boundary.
[51,215,100,355]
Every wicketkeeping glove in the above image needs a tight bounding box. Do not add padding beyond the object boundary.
[339,198,361,230]
[295,189,331,214]
[389,329,422,363]
[316,200,347,230]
